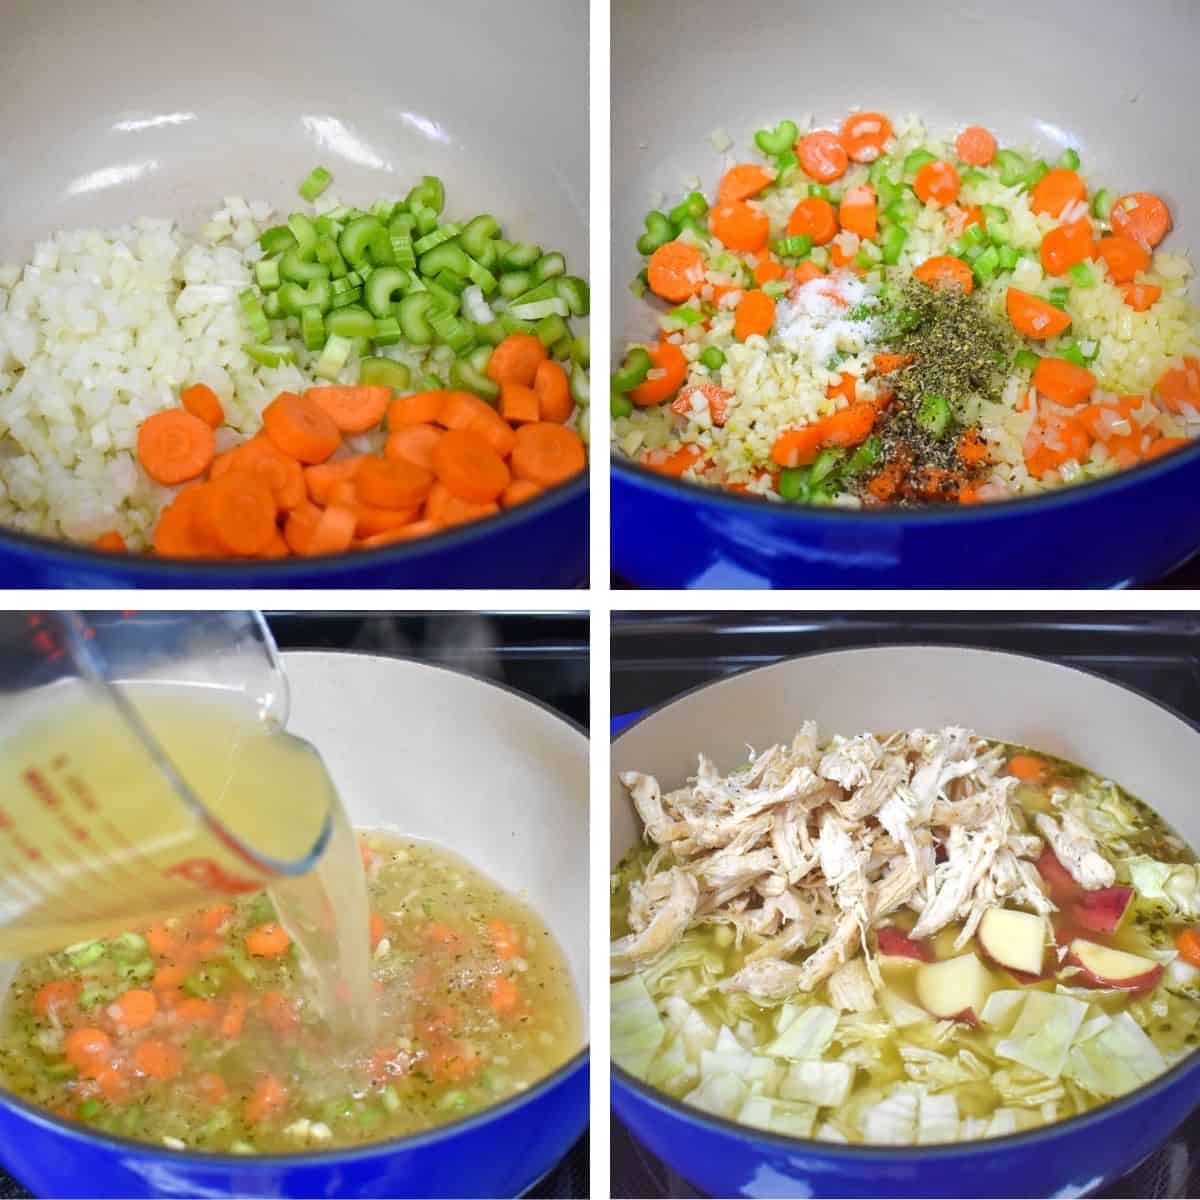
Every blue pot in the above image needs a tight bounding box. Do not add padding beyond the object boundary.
[0,1054,586,1198]
[610,645,1200,1195]
[612,1054,1196,1198]
[612,449,1200,588]
[0,480,586,588]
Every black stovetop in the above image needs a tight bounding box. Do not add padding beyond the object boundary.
[0,612,588,1200]
[611,611,1200,1200]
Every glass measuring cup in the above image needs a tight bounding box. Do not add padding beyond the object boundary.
[0,612,334,958]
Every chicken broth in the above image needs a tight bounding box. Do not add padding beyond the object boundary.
[0,832,581,1153]
[611,728,1200,1145]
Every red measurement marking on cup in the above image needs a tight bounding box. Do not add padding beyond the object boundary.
[163,858,260,895]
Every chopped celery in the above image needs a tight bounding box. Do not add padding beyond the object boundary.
[314,335,353,380]
[299,166,333,202]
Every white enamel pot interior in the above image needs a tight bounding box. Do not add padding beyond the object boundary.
[1,0,586,266]
[283,651,589,1020]
[612,645,1200,880]
[612,0,1198,345]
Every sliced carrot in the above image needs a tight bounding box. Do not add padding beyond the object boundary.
[501,479,544,508]
[437,390,517,458]
[302,504,356,556]
[797,130,848,182]
[486,333,547,388]
[671,381,731,426]
[352,502,420,538]
[753,256,786,285]
[230,436,305,510]
[243,1073,287,1124]
[357,520,442,547]
[1156,357,1200,414]
[137,409,216,485]
[647,240,706,303]
[866,460,907,502]
[64,1028,112,1078]
[957,428,990,466]
[718,163,774,203]
[914,255,974,293]
[424,481,500,527]
[280,501,318,556]
[195,469,277,557]
[433,429,511,503]
[152,483,217,558]
[1110,192,1171,249]
[1077,394,1142,442]
[789,261,826,288]
[260,991,300,1033]
[356,456,435,509]
[839,112,892,164]
[1006,288,1072,339]
[1007,753,1046,780]
[1040,220,1096,276]
[96,1067,131,1105]
[1097,235,1150,284]
[1025,414,1091,478]
[487,976,521,1014]
[487,918,521,960]
[305,385,390,434]
[304,456,365,505]
[913,160,960,207]
[1146,437,1191,461]
[245,921,291,958]
[180,383,224,429]
[510,423,586,487]
[955,125,997,166]
[1121,282,1161,311]
[262,392,341,463]
[822,402,876,448]
[153,963,186,991]
[134,1039,182,1081]
[734,289,775,341]
[384,424,443,472]
[145,922,177,958]
[33,980,79,1018]
[112,988,158,1030]
[629,342,688,407]
[828,241,858,270]
[639,444,706,478]
[219,992,249,1038]
[388,390,446,428]
[709,201,769,252]
[771,425,826,468]
[839,185,877,240]
[533,360,574,423]
[1032,357,1096,407]
[174,997,218,1026]
[499,382,540,427]
[92,530,126,552]
[195,903,233,935]
[786,196,838,245]
[1030,168,1086,219]
[827,372,857,404]
[369,912,388,949]
[872,352,915,375]
[196,1073,228,1105]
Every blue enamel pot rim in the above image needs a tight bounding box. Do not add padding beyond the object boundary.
[611,432,1200,524]
[0,475,586,580]
[611,640,1200,1161]
[0,653,589,1171]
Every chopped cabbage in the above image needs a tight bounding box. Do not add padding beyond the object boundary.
[779,1060,855,1107]
[816,1121,848,1143]
[995,991,1088,1079]
[646,1035,696,1093]
[737,1094,818,1138]
[916,1090,959,1144]
[1065,1011,1167,1098]
[1126,856,1200,916]
[641,937,726,992]
[979,989,1028,1032]
[881,988,930,1028]
[683,1072,746,1119]
[611,974,666,1076]
[764,1005,839,1060]
[861,1085,919,1145]
[662,996,718,1059]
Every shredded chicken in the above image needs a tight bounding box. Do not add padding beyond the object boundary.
[613,726,1093,997]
